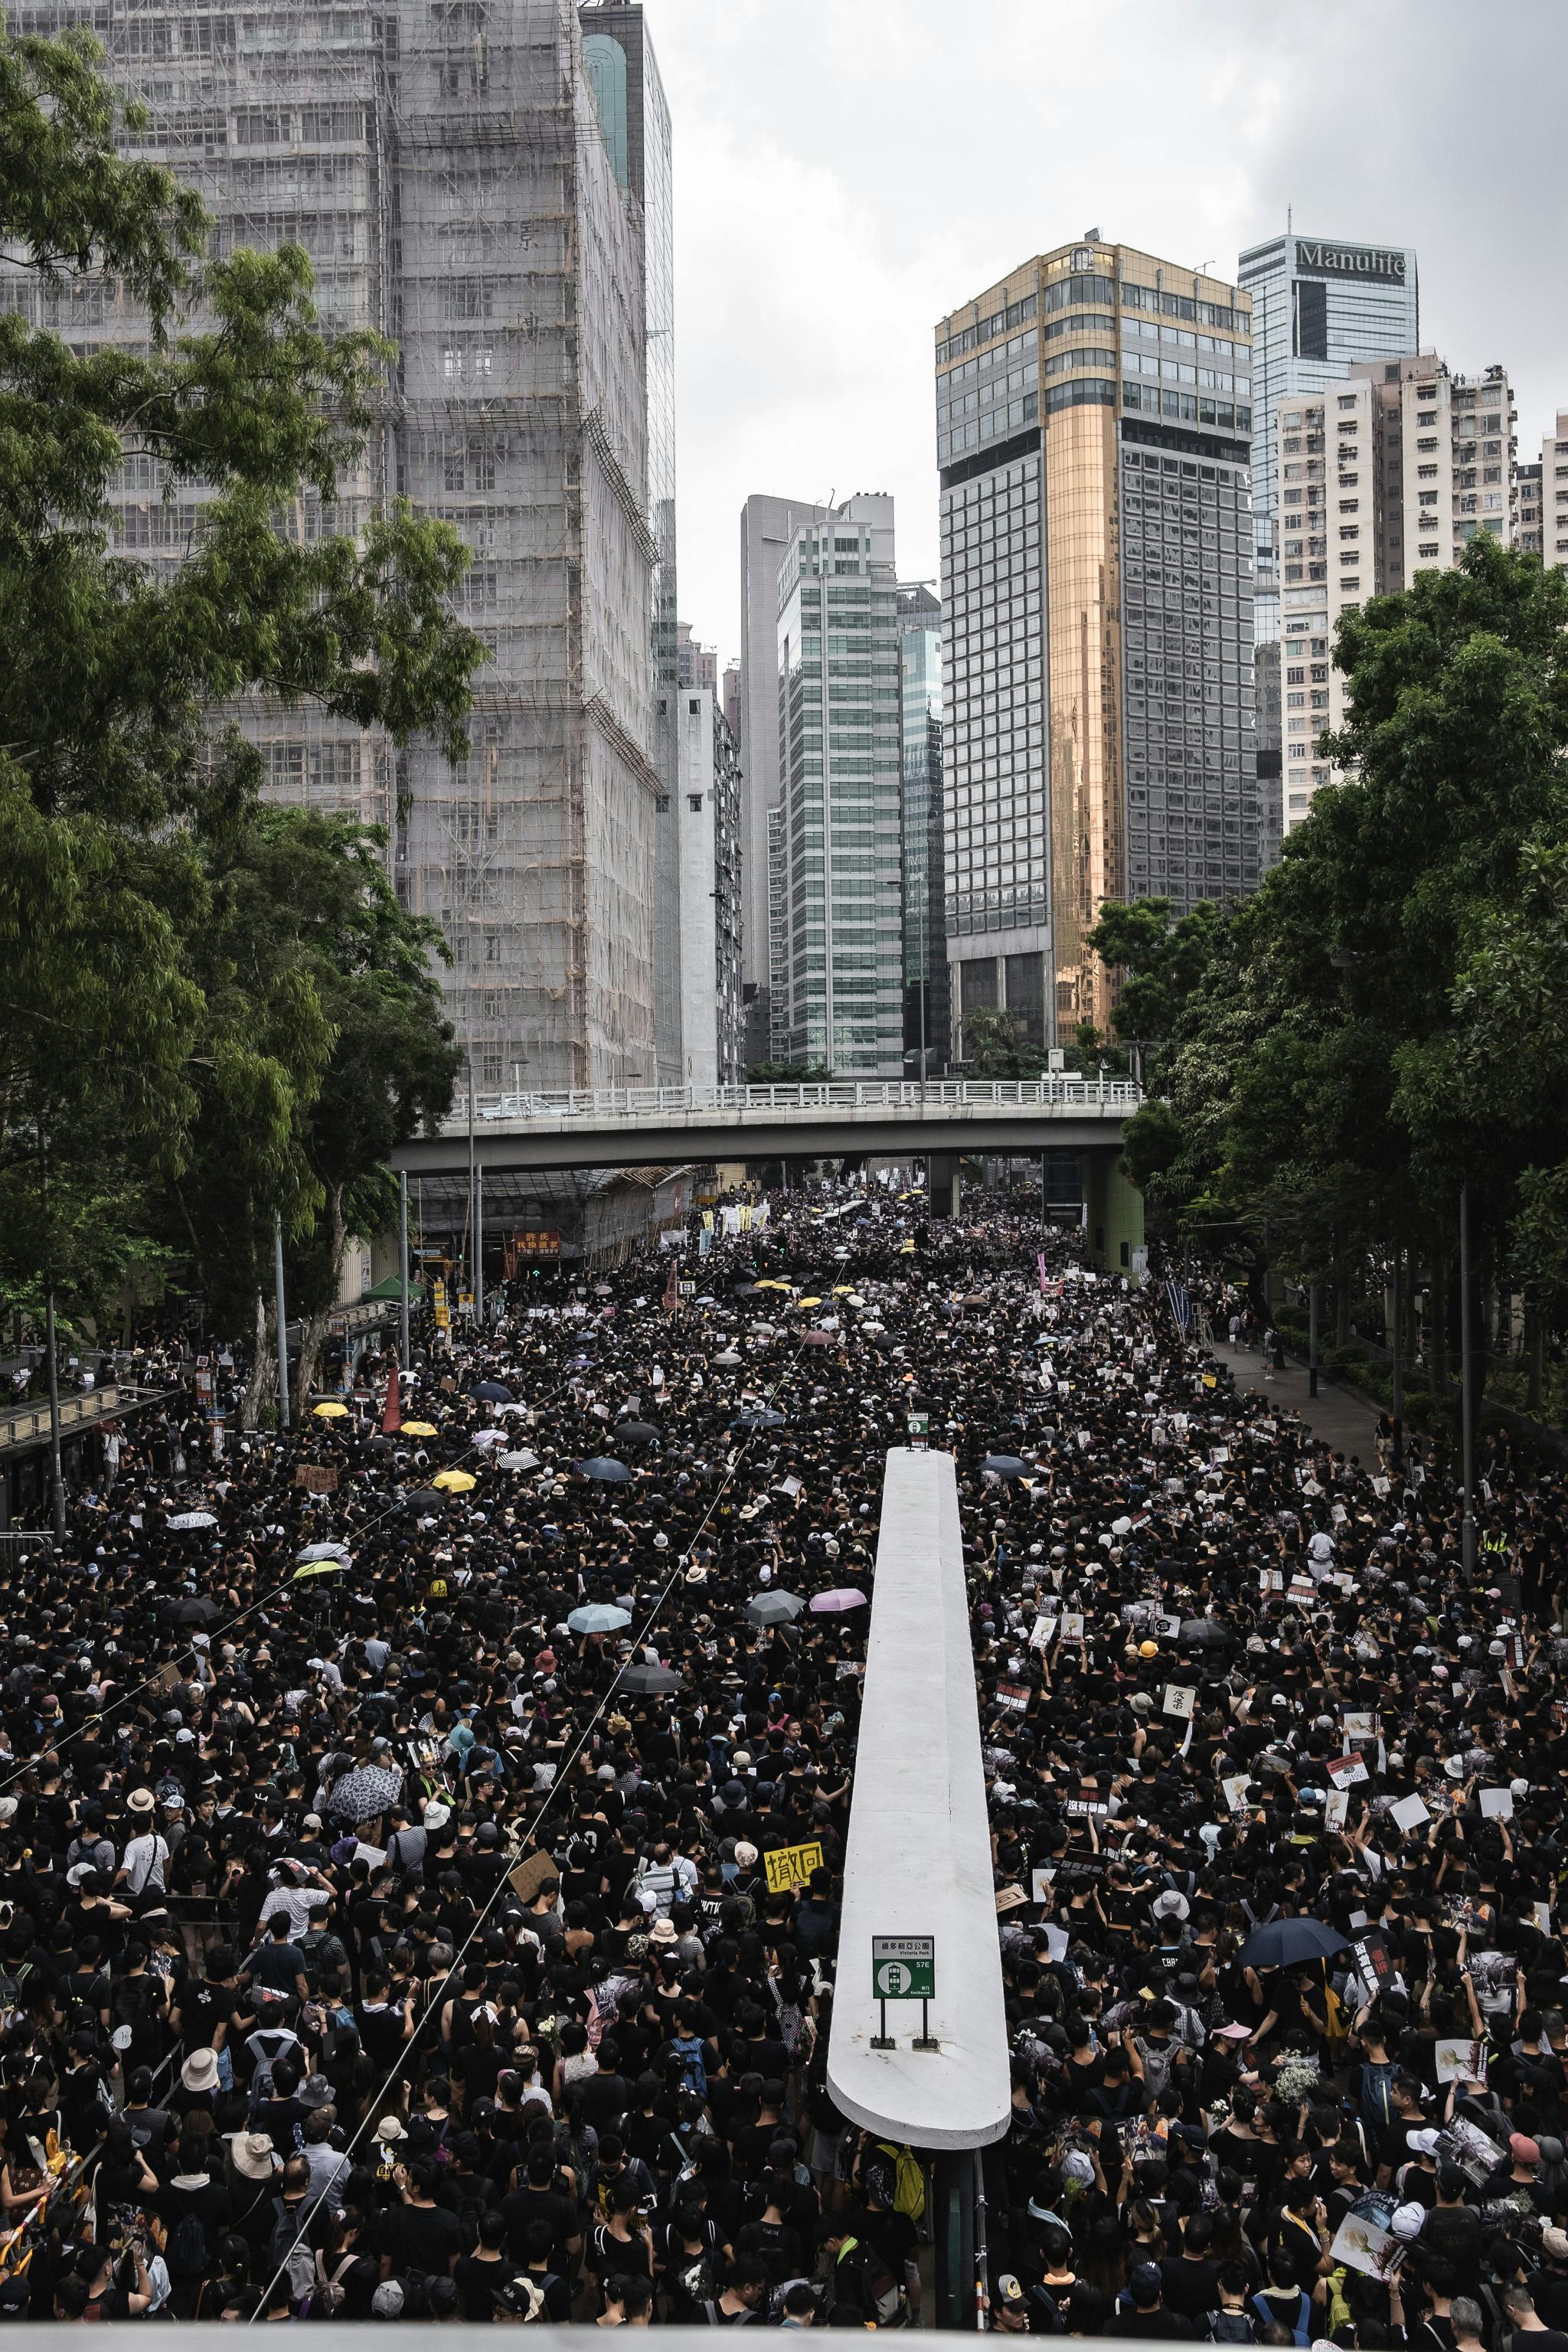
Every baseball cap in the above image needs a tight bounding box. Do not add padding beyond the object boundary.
[1390,2203,1426,2242]
[1406,2128,1442,2157]
[371,2282,404,2318]
[1129,2262,1162,2305]
[996,2275,1026,2308]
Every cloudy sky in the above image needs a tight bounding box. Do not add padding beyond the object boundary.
[652,0,1568,668]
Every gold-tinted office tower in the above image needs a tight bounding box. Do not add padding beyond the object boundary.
[935,235,1259,1041]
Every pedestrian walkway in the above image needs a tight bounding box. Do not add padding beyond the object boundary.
[1210,1335,1383,1460]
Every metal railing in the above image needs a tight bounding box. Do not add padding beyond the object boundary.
[450,1076,1143,1129]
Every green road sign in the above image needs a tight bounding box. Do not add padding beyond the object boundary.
[872,1934,935,2001]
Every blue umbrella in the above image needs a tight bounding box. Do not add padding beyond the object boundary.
[567,1602,632,1635]
[576,1456,632,1483]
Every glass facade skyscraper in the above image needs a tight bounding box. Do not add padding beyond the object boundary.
[1238,230,1419,646]
[935,237,1258,1044]
[773,498,905,1075]
[898,588,946,1074]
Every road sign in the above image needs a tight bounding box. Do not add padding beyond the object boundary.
[872,1935,935,2001]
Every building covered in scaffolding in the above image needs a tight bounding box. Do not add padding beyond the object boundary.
[7,0,665,1091]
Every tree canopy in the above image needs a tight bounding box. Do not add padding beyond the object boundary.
[0,20,485,1379]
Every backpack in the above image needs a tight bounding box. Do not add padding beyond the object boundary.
[872,2139,927,2226]
[1205,2311,1256,2343]
[165,2203,210,2282]
[835,2234,902,2328]
[1253,2287,1308,2347]
[310,2252,360,2317]
[1359,2059,1396,2130]
[666,2033,707,2101]
[266,2200,318,2308]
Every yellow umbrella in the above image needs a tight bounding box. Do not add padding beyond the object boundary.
[897,1240,915,1254]
[831,1285,854,1297]
[755,1279,793,1292]
[433,1468,475,1492]
[797,1295,823,1309]
[292,1560,346,1581]
[401,1419,439,1437]
[312,1400,349,1419]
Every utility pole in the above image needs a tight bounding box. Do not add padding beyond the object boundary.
[475,1156,485,1323]
[466,1057,476,1315]
[44,1288,65,1540]
[1308,1280,1320,1400]
[273,1212,291,1430]
[1459,1179,1477,1576]
[1390,1242,1405,1470]
[398,1169,411,1367]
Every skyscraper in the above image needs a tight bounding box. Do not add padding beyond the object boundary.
[1275,354,1517,834]
[11,0,661,1091]
[579,3,680,1081]
[935,234,1258,1044]
[897,587,947,1074]
[674,688,743,1087]
[772,496,905,1076]
[739,493,823,1067]
[1239,230,1419,645]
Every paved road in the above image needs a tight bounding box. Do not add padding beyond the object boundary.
[1209,1335,1383,1462]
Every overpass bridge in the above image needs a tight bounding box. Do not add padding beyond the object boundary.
[390,1073,1143,1178]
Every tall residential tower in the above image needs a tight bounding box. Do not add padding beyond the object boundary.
[935,234,1258,1044]
[771,496,904,1076]
[12,0,664,1090]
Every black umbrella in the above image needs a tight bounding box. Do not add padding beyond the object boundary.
[408,1488,447,1511]
[366,1435,396,1458]
[1237,1917,1348,1969]
[165,1595,220,1626]
[1178,1617,1233,1649]
[731,1409,786,1432]
[619,1662,684,1696]
[472,1380,513,1403]
[577,1456,632,1483]
[731,1282,763,1298]
[982,1454,1026,1478]
[614,1421,661,1449]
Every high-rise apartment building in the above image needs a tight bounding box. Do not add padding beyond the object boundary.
[1239,231,1419,645]
[935,234,1259,1042]
[579,2,680,1083]
[11,0,662,1091]
[772,496,904,1076]
[673,688,743,1087]
[1276,354,1517,833]
[897,587,947,1073]
[1533,415,1568,565]
[1238,230,1418,865]
[739,493,824,1066]
[1519,460,1544,556]
[675,622,718,693]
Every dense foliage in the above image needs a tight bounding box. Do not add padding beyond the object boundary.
[0,22,482,1390]
[1092,537,1568,1408]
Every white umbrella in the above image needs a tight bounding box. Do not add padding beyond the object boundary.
[472,1429,508,1449]
[499,1449,541,1472]
[296,1540,352,1566]
[168,1510,217,1530]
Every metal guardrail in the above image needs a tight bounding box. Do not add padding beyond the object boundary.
[453,1076,1144,1129]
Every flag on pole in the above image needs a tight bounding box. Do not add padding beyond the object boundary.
[1165,1279,1193,1334]
[663,1259,679,1314]
[382,1364,402,1432]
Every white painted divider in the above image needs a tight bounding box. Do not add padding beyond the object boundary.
[825,1447,1011,2149]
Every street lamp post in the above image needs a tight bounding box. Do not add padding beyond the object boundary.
[1459,1178,1477,1576]
[1390,1242,1405,1470]
[398,1169,410,1367]
[1308,1280,1320,1400]
[273,1212,291,1430]
[44,1287,65,1540]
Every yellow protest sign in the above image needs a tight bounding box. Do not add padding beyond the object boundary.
[763,1839,824,1895]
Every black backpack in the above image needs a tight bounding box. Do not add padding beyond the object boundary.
[165,2203,209,2281]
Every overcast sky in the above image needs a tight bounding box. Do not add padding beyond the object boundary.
[652,0,1568,669]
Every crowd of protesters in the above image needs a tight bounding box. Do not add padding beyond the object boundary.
[0,1178,1560,2337]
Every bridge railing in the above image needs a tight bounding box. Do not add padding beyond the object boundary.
[452,1076,1142,1129]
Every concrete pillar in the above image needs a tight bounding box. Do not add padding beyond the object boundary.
[926,1153,961,1220]
[1084,1149,1144,1275]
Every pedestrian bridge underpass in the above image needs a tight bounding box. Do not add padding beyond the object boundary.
[389,1075,1147,1269]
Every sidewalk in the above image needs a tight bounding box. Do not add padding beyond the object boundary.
[1208,1337,1383,1462]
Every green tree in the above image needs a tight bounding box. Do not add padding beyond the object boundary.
[0,20,485,1354]
[962,1006,1047,1079]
